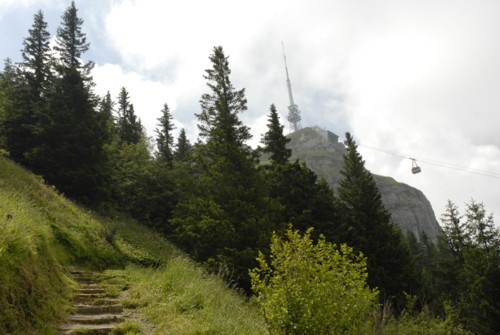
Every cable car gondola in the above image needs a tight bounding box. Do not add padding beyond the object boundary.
[410,158,421,174]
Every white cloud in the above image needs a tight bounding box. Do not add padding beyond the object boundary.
[97,0,500,218]
[5,0,500,221]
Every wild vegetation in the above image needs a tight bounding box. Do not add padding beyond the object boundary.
[0,155,265,334]
[1,2,499,334]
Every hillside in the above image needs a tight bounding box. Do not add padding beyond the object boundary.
[0,156,264,334]
[287,127,442,240]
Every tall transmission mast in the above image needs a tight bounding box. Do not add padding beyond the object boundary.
[282,42,302,132]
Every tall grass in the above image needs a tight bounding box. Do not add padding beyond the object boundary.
[0,156,265,334]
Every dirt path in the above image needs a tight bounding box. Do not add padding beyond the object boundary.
[58,270,126,335]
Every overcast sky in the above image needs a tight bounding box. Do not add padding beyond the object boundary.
[2,0,500,224]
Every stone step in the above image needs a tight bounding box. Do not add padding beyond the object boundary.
[75,293,108,300]
[77,287,106,294]
[74,299,119,305]
[59,323,116,335]
[67,313,124,325]
[74,304,123,315]
[74,277,101,284]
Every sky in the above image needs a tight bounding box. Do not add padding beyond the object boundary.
[1,0,500,224]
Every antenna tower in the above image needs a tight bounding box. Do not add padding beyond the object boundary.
[282,42,302,132]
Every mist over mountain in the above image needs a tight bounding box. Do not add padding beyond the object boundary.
[287,126,442,240]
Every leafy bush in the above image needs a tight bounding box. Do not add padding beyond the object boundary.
[373,296,472,335]
[250,227,378,334]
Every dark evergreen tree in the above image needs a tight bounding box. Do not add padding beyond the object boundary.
[440,200,500,334]
[116,87,142,144]
[53,1,93,77]
[20,9,53,100]
[27,2,108,203]
[171,46,274,291]
[464,200,499,252]
[174,128,191,161]
[155,102,175,166]
[98,91,115,143]
[261,104,291,164]
[0,59,27,159]
[441,200,469,258]
[2,10,52,165]
[259,103,337,241]
[336,132,414,303]
[196,46,250,145]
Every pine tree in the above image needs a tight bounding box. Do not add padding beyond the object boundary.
[2,10,52,164]
[53,1,93,77]
[441,200,469,258]
[261,103,291,164]
[155,102,175,166]
[260,103,337,241]
[196,46,250,146]
[172,46,272,291]
[28,2,108,203]
[98,91,115,143]
[20,9,53,100]
[336,132,413,303]
[440,200,500,334]
[174,128,191,161]
[0,59,27,160]
[116,87,142,144]
[464,200,499,252]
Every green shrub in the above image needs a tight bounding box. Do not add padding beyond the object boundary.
[373,296,472,335]
[250,227,378,335]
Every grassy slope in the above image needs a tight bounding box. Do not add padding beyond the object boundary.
[0,156,264,334]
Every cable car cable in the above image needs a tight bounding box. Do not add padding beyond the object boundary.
[358,143,500,179]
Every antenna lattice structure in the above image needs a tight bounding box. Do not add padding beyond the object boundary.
[282,42,302,132]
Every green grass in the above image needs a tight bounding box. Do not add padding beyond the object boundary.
[0,156,265,334]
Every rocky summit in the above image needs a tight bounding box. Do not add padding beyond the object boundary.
[287,127,442,240]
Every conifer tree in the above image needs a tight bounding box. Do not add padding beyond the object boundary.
[172,46,272,291]
[260,103,337,242]
[336,132,413,303]
[98,91,115,143]
[53,1,93,77]
[197,46,250,146]
[174,128,191,161]
[439,200,500,334]
[261,104,291,164]
[28,2,108,203]
[2,10,52,164]
[155,102,175,166]
[0,59,27,160]
[441,200,469,257]
[116,87,142,144]
[20,9,53,99]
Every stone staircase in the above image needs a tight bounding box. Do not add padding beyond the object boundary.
[59,270,125,335]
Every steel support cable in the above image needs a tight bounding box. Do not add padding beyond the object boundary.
[358,143,500,179]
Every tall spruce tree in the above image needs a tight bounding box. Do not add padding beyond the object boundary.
[20,9,53,100]
[260,103,337,241]
[174,128,191,161]
[116,87,142,144]
[2,11,52,164]
[439,200,500,334]
[53,1,93,77]
[261,103,291,164]
[336,132,413,303]
[155,102,175,166]
[98,91,115,143]
[0,59,27,160]
[171,46,273,291]
[29,2,108,203]
[441,200,469,258]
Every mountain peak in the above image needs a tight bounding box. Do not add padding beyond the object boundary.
[287,127,442,240]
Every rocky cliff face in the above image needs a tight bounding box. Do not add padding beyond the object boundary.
[287,127,442,240]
